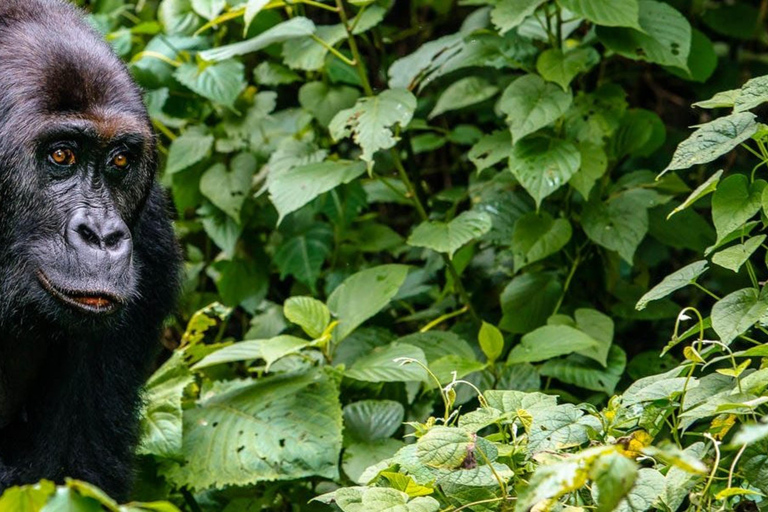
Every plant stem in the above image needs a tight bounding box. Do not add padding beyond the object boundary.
[553,254,580,314]
[391,149,480,323]
[335,0,374,95]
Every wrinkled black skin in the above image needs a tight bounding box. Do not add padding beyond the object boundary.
[0,0,180,499]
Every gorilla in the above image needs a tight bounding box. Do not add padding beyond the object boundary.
[0,0,180,499]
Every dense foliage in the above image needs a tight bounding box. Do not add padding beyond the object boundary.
[1,0,768,510]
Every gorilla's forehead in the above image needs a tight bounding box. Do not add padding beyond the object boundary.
[0,1,150,143]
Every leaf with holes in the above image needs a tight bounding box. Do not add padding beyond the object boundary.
[329,89,416,170]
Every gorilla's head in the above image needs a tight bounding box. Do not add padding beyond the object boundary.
[0,0,157,325]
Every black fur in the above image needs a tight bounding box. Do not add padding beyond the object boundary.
[0,0,180,499]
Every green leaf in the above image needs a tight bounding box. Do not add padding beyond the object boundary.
[274,224,333,292]
[596,1,690,70]
[416,427,473,469]
[693,89,740,109]
[244,0,270,30]
[429,77,498,119]
[711,175,765,243]
[539,345,626,394]
[159,0,202,35]
[613,468,665,512]
[479,322,504,363]
[591,452,639,512]
[490,0,547,33]
[736,76,768,113]
[468,130,512,173]
[0,481,56,511]
[500,273,562,334]
[200,17,316,61]
[527,404,594,453]
[343,400,405,442]
[559,0,640,28]
[328,265,410,342]
[507,325,599,364]
[515,459,588,511]
[138,351,194,459]
[190,0,225,20]
[662,112,758,174]
[342,440,404,484]
[582,193,649,263]
[536,47,600,90]
[636,260,708,310]
[174,59,246,108]
[712,236,766,273]
[570,142,608,198]
[407,211,492,258]
[268,160,367,222]
[396,331,475,362]
[253,61,300,86]
[345,343,428,382]
[574,308,614,366]
[512,212,572,269]
[165,128,213,174]
[299,82,361,127]
[665,29,716,83]
[498,74,573,142]
[329,89,417,170]
[282,24,347,71]
[200,153,255,222]
[165,368,342,489]
[321,487,439,512]
[712,287,768,344]
[283,296,330,339]
[668,169,723,218]
[193,335,311,371]
[509,136,581,207]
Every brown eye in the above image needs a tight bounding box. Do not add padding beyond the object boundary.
[50,148,76,166]
[112,153,129,169]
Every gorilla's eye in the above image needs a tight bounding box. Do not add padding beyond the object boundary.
[50,148,76,166]
[111,153,130,169]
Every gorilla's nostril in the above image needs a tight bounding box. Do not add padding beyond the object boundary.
[104,232,125,249]
[77,224,100,246]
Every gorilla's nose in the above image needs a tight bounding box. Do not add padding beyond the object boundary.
[68,209,132,261]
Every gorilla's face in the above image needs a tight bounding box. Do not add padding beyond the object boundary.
[0,20,157,326]
[31,110,154,318]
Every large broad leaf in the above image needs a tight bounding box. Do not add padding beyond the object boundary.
[268,160,367,223]
[490,0,547,34]
[500,272,562,333]
[343,400,405,442]
[559,0,641,28]
[735,75,768,113]
[429,77,498,119]
[712,236,766,273]
[329,89,417,170]
[344,343,428,382]
[407,211,492,258]
[662,112,758,174]
[0,481,55,511]
[282,24,347,72]
[138,351,194,459]
[509,136,581,207]
[164,369,342,490]
[498,74,573,142]
[274,224,333,292]
[591,452,639,512]
[299,82,361,128]
[200,17,316,61]
[536,47,600,90]
[712,287,768,344]
[190,0,225,20]
[711,175,765,243]
[636,260,708,310]
[527,404,595,453]
[468,130,512,173]
[507,325,599,364]
[597,0,690,70]
[174,59,246,108]
[283,296,330,339]
[570,142,608,198]
[540,345,626,394]
[319,487,439,512]
[193,335,311,371]
[328,265,410,342]
[388,33,464,90]
[200,153,256,222]
[512,212,572,269]
[165,128,213,174]
[582,193,649,263]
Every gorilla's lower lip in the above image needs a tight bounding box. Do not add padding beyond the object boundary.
[37,270,123,315]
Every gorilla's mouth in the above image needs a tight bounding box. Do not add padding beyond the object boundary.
[37,270,123,315]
